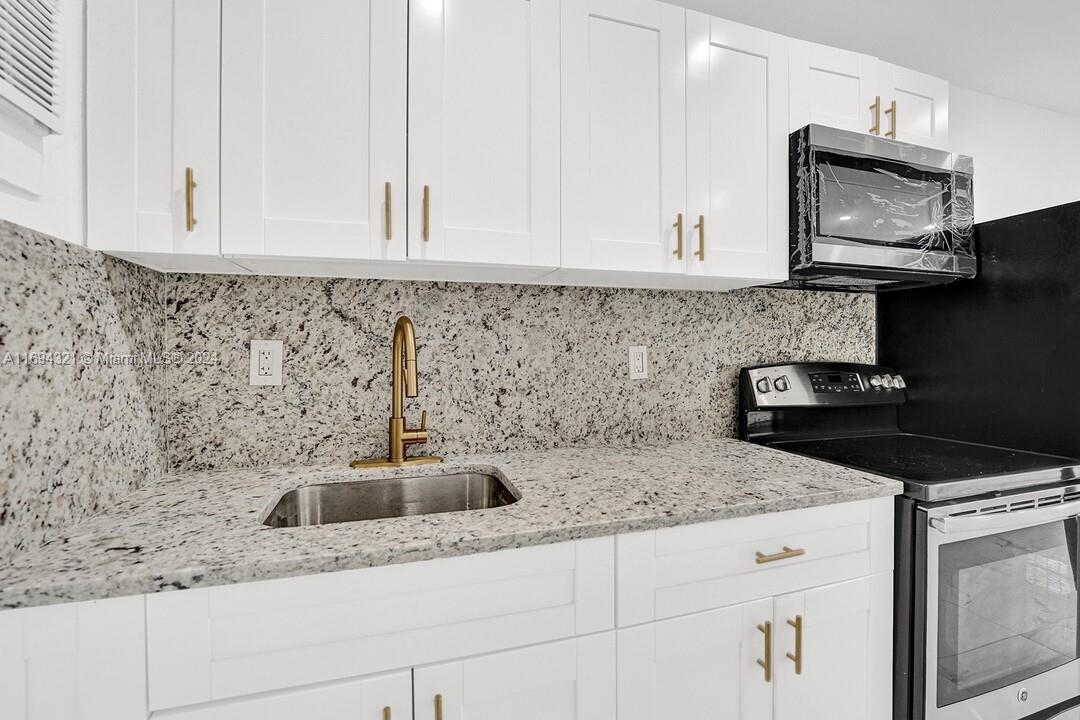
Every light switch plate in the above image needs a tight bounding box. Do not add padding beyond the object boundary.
[249,339,283,386]
[628,345,648,380]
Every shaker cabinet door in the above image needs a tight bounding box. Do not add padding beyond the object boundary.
[408,0,560,268]
[414,634,616,720]
[685,13,789,282]
[87,0,220,256]
[788,39,878,135]
[773,573,893,720]
[617,598,773,720]
[560,0,686,274]
[878,63,950,150]
[220,0,406,260]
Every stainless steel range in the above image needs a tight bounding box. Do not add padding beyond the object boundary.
[738,362,1080,720]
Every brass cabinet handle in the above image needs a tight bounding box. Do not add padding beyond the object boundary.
[673,213,684,259]
[693,214,705,260]
[884,99,897,139]
[434,693,443,720]
[756,621,772,682]
[422,185,431,241]
[185,167,197,232]
[383,708,391,720]
[755,546,806,564]
[786,614,803,674]
[385,182,393,240]
[869,95,881,135]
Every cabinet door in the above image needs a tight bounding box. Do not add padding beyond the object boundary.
[87,0,220,255]
[220,0,406,260]
[788,39,878,135]
[409,0,559,268]
[773,573,892,720]
[878,63,950,150]
[561,0,685,273]
[414,633,615,720]
[165,671,411,720]
[617,598,773,720]
[686,13,788,282]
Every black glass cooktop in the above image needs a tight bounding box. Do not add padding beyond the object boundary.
[770,433,1080,500]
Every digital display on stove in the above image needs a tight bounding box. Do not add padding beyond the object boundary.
[809,371,863,393]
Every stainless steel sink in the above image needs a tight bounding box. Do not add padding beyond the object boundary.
[262,472,519,528]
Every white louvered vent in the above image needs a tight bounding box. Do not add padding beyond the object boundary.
[0,0,62,132]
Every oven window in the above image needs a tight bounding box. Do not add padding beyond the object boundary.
[816,159,947,247]
[937,519,1080,708]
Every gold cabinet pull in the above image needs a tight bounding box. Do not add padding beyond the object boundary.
[385,182,393,240]
[756,621,772,682]
[184,167,197,232]
[673,213,684,259]
[434,693,443,720]
[422,185,431,242]
[786,614,803,674]
[884,99,897,139]
[755,546,806,564]
[693,214,705,260]
[382,707,391,720]
[869,95,881,135]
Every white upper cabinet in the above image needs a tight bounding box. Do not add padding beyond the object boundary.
[788,40,878,136]
[686,13,789,283]
[87,0,221,258]
[789,38,950,150]
[408,0,560,268]
[560,0,686,274]
[878,62,950,150]
[219,0,406,261]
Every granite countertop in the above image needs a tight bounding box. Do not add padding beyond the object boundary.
[0,439,902,610]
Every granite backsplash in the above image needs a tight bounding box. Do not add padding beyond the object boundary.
[0,221,167,561]
[1,218,875,558]
[166,274,875,470]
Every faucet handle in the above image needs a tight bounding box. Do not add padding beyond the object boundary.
[419,409,427,432]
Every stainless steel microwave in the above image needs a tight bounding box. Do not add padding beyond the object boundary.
[774,124,976,292]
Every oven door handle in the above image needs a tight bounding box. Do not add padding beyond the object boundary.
[929,498,1080,535]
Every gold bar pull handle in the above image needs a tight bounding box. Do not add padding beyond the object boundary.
[693,215,705,260]
[869,95,881,135]
[434,693,443,720]
[756,621,772,683]
[884,99,897,139]
[786,614,803,675]
[755,546,806,564]
[673,212,684,259]
[383,707,391,720]
[384,182,393,240]
[184,167,197,232]
[422,185,431,242]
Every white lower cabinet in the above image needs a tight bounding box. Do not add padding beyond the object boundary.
[415,633,616,720]
[618,598,773,719]
[159,671,411,720]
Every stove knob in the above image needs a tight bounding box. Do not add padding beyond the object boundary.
[869,375,883,388]
[882,374,896,389]
[894,374,907,389]
[755,377,771,394]
[774,375,790,392]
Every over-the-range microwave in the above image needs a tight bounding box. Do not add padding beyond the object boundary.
[771,124,976,292]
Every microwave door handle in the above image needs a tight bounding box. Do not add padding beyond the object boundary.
[929,497,1080,535]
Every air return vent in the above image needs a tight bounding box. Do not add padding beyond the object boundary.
[0,0,62,132]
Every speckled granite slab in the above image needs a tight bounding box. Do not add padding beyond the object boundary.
[0,439,902,610]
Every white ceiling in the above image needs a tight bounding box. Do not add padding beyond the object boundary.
[670,0,1080,117]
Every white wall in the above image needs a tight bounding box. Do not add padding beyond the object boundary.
[0,0,85,245]
[949,86,1080,223]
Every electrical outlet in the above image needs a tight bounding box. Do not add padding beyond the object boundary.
[628,345,648,380]
[249,339,283,386]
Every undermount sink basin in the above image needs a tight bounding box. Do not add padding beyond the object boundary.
[262,472,519,528]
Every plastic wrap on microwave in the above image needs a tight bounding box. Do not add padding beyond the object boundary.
[790,125,975,277]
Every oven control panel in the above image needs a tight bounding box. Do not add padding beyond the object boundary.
[740,363,906,409]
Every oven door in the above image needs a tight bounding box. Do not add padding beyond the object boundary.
[923,490,1080,720]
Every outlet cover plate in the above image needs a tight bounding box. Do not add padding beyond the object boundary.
[628,345,648,380]
[249,339,283,386]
